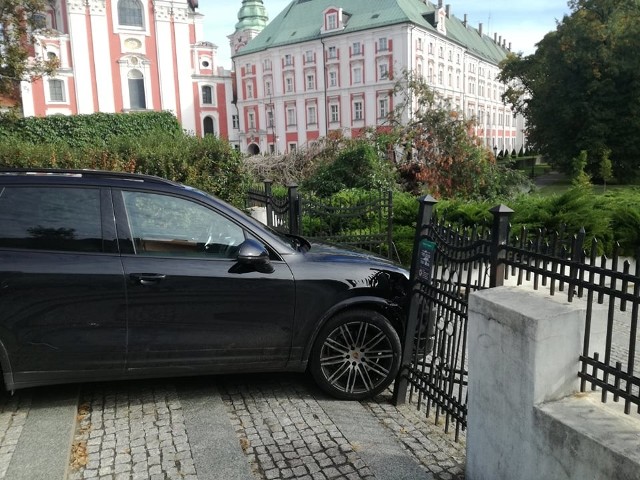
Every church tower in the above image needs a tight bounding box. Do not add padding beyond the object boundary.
[228,0,268,55]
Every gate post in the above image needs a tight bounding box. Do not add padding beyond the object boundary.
[393,195,438,405]
[264,180,273,229]
[287,184,300,236]
[489,204,513,288]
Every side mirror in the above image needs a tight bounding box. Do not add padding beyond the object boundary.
[237,238,271,266]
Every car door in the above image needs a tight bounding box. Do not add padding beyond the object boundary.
[0,185,127,387]
[114,188,296,374]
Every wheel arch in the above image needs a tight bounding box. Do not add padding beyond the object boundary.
[0,337,14,391]
[301,296,404,365]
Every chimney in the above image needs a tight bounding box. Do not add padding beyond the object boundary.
[463,13,467,27]
[479,23,483,36]
[508,42,512,51]
[503,39,507,48]
[494,33,498,42]
[499,35,502,46]
[446,4,450,17]
[438,0,443,8]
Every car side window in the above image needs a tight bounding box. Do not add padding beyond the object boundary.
[0,186,103,252]
[122,190,245,258]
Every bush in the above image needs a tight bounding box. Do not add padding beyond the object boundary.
[0,111,182,148]
[389,187,640,264]
[0,132,250,207]
[302,140,396,197]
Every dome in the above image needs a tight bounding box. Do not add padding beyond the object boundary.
[235,0,269,31]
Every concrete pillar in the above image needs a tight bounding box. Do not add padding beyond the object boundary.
[466,287,599,480]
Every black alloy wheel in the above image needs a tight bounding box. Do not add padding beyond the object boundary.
[310,309,401,400]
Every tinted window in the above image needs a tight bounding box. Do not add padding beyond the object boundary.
[0,186,103,252]
[122,191,245,258]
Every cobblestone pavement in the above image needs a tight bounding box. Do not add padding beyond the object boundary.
[65,373,465,480]
[0,391,31,478]
[67,383,198,480]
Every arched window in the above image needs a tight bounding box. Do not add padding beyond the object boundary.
[202,86,212,105]
[128,69,146,109]
[203,117,215,136]
[118,0,143,27]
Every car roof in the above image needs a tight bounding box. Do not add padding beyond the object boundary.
[0,168,182,188]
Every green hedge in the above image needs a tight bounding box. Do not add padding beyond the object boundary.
[0,132,250,207]
[0,111,182,148]
[392,187,640,261]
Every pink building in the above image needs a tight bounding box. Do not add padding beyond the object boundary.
[20,0,234,139]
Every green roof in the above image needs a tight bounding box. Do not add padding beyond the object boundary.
[233,0,509,64]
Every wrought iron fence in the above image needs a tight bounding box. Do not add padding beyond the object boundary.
[301,190,394,259]
[245,181,300,235]
[245,182,394,260]
[393,195,639,441]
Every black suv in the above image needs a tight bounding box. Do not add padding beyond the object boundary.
[0,169,408,399]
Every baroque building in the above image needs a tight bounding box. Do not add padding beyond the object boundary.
[232,0,525,155]
[20,0,235,139]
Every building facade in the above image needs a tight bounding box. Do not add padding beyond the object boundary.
[20,0,235,140]
[232,0,525,155]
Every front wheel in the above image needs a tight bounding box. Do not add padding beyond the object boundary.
[310,309,402,400]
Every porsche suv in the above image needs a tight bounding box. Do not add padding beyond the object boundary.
[0,169,408,399]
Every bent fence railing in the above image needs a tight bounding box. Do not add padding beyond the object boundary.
[393,195,639,441]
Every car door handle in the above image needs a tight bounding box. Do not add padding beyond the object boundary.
[129,273,167,285]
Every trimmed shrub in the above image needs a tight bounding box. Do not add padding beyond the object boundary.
[0,111,182,147]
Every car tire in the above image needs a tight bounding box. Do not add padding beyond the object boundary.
[310,309,402,400]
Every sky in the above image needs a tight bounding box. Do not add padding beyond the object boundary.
[198,0,572,71]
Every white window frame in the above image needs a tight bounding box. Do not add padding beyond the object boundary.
[47,78,66,103]
[378,97,389,119]
[287,107,296,126]
[353,66,362,84]
[353,100,363,121]
[307,104,317,125]
[329,70,337,87]
[327,12,337,30]
[330,104,339,123]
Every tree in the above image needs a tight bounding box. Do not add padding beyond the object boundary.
[0,0,58,101]
[390,71,529,200]
[499,0,640,182]
[600,148,613,191]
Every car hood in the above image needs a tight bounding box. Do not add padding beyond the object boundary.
[306,241,408,276]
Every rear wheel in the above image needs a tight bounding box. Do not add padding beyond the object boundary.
[310,309,401,400]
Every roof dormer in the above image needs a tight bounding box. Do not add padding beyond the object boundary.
[321,7,348,34]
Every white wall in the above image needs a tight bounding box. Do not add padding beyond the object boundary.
[467,287,640,480]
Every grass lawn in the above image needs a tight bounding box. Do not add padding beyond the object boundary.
[524,165,640,196]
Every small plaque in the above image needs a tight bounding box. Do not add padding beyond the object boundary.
[416,239,436,283]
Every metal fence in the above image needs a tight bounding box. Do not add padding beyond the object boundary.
[245,182,395,260]
[393,195,639,441]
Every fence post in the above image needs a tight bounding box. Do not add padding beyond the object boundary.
[569,227,586,301]
[489,204,514,288]
[287,184,300,236]
[264,180,273,229]
[386,190,394,260]
[393,195,438,406]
